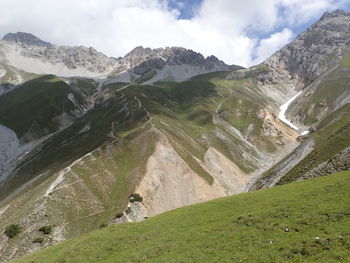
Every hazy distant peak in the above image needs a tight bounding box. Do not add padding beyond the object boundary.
[2,32,52,47]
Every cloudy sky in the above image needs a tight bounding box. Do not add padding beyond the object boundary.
[0,0,349,67]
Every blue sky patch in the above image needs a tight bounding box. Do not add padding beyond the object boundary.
[168,0,203,19]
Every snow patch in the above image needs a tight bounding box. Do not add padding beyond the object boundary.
[301,130,310,136]
[278,90,311,135]
[278,91,302,131]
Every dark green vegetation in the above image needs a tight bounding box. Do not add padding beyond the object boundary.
[4,224,21,238]
[115,213,123,219]
[39,226,52,235]
[129,193,143,203]
[32,238,44,244]
[0,75,86,139]
[15,171,350,263]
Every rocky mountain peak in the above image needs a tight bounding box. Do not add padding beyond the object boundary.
[263,9,350,84]
[2,32,52,47]
[320,9,350,20]
[0,31,241,82]
[111,45,241,83]
[125,46,154,59]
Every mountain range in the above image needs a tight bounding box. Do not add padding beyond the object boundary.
[0,9,349,263]
[0,32,241,87]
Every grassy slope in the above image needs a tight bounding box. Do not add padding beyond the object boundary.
[0,70,298,260]
[0,75,86,138]
[0,69,295,184]
[1,69,290,200]
[15,171,350,263]
[155,70,280,172]
[0,81,148,200]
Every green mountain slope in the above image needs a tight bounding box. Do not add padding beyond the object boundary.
[14,171,350,263]
[0,69,300,261]
[0,69,296,201]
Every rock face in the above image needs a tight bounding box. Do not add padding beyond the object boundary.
[298,146,350,181]
[250,139,315,190]
[1,34,118,77]
[126,46,235,72]
[264,10,350,84]
[110,46,241,83]
[0,33,241,82]
[261,10,350,128]
[3,32,52,47]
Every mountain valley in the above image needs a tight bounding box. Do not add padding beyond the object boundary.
[0,9,349,263]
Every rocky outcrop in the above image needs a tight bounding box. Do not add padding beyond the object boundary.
[260,10,350,131]
[250,139,315,190]
[109,46,242,83]
[122,46,236,70]
[264,10,350,84]
[112,201,149,223]
[1,39,118,77]
[297,146,350,181]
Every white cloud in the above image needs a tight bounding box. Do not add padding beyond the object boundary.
[279,0,341,25]
[0,0,346,67]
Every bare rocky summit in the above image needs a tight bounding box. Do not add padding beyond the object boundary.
[1,33,241,81]
[3,32,52,47]
[264,9,350,84]
[111,46,241,83]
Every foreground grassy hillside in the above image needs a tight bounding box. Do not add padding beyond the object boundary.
[15,171,350,263]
